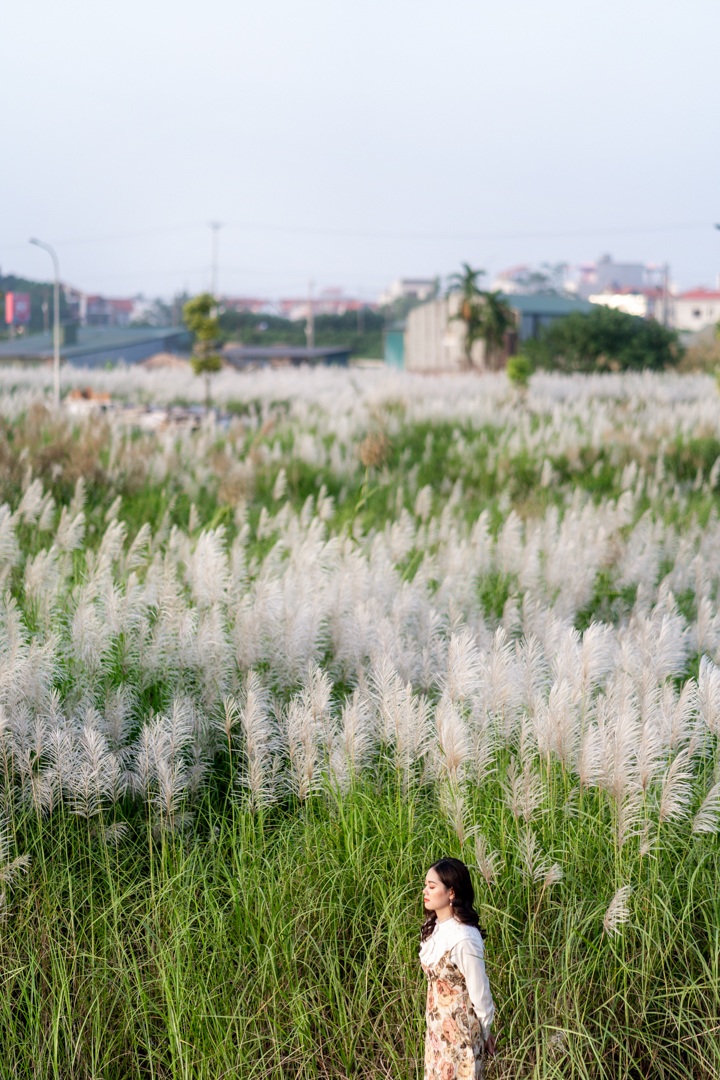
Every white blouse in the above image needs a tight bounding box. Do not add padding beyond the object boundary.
[419,916,495,1039]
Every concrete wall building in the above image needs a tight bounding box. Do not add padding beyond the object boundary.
[403,293,593,373]
[672,289,720,332]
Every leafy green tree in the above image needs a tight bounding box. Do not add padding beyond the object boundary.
[447,263,485,369]
[447,266,514,370]
[183,293,224,408]
[477,290,515,371]
[525,305,683,373]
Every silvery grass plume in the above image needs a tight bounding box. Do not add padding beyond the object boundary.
[532,678,579,770]
[371,660,431,789]
[503,756,545,825]
[658,748,695,825]
[284,660,334,799]
[438,781,469,845]
[517,827,563,888]
[481,628,522,743]
[0,818,30,917]
[440,629,483,704]
[327,689,375,794]
[68,717,124,819]
[432,694,471,785]
[691,781,720,834]
[234,673,281,807]
[472,831,502,888]
[697,656,720,736]
[603,885,633,936]
[131,700,195,830]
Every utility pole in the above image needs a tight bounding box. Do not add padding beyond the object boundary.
[306,280,315,349]
[662,263,670,329]
[29,238,61,408]
[209,221,221,302]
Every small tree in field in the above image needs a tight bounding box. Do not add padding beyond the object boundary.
[447,263,485,369]
[183,293,224,409]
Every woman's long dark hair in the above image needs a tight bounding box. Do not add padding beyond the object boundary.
[421,858,482,942]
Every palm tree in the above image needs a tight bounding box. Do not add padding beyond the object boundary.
[447,263,486,369]
[477,290,515,371]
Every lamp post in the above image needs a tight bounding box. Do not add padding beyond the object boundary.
[29,238,61,407]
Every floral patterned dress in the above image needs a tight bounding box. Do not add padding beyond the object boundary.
[419,921,493,1080]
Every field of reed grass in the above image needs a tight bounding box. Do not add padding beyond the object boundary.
[1,365,720,1078]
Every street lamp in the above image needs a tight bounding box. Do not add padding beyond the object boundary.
[29,237,61,407]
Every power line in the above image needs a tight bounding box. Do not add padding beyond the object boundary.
[2,218,712,253]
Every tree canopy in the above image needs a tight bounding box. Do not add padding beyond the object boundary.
[525,305,683,372]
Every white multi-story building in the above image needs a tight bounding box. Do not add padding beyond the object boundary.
[378,277,437,307]
[671,288,720,332]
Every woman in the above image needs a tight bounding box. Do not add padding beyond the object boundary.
[420,858,496,1079]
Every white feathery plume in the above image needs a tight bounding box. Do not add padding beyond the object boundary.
[697,656,720,736]
[101,685,136,754]
[441,628,483,703]
[468,699,495,786]
[284,696,321,800]
[69,476,86,516]
[438,781,468,844]
[122,522,152,574]
[502,756,545,824]
[186,528,229,608]
[515,634,550,716]
[517,827,561,885]
[0,505,21,570]
[68,721,123,818]
[577,722,602,789]
[533,678,579,769]
[16,478,46,524]
[327,690,374,792]
[603,885,633,936]
[272,468,287,501]
[433,694,471,784]
[692,781,720,834]
[472,831,501,887]
[237,673,280,806]
[55,507,86,552]
[104,494,122,523]
[37,492,56,532]
[0,819,30,891]
[657,680,699,752]
[658,748,695,824]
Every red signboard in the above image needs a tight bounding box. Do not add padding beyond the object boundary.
[5,292,31,324]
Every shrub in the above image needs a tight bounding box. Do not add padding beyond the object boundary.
[526,305,683,372]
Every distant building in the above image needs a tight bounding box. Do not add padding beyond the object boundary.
[83,295,136,327]
[588,287,666,321]
[276,289,373,321]
[0,325,190,367]
[671,288,720,332]
[403,293,593,373]
[222,344,351,367]
[222,297,273,315]
[378,278,437,307]
[569,254,666,300]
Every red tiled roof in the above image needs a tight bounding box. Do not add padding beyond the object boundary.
[678,288,720,300]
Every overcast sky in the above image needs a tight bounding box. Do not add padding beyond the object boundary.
[2,0,718,301]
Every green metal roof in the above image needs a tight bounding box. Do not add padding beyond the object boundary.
[0,325,189,362]
[501,293,594,316]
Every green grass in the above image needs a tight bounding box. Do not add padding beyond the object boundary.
[3,776,720,1079]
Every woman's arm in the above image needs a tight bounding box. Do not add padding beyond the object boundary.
[452,938,495,1042]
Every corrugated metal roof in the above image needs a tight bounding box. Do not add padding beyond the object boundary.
[501,293,595,316]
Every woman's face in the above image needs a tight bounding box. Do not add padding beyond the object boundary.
[423,867,454,912]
